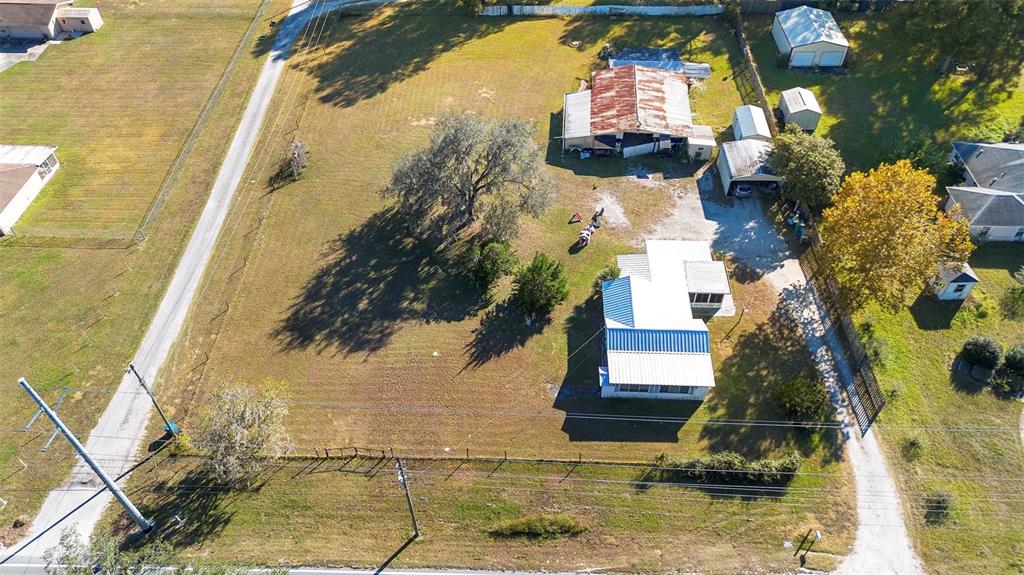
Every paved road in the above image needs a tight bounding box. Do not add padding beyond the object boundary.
[0,566,572,575]
[3,0,339,563]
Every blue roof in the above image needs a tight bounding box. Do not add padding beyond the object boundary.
[606,328,710,354]
[601,277,634,328]
[609,48,683,72]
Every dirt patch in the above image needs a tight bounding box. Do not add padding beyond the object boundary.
[410,116,436,126]
[595,191,629,229]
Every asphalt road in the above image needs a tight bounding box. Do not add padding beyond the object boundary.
[3,0,338,563]
[0,566,573,575]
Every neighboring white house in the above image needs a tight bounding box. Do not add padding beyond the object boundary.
[771,5,848,68]
[946,141,1024,241]
[717,139,781,195]
[732,104,771,141]
[686,124,716,161]
[562,64,714,158]
[779,87,822,132]
[0,0,103,40]
[0,144,59,235]
[599,240,732,401]
[932,262,979,301]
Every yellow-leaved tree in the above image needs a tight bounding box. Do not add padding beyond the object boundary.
[820,160,974,312]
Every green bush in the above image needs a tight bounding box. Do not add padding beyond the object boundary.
[771,377,832,421]
[512,252,569,316]
[487,514,586,539]
[167,431,196,457]
[1003,344,1024,376]
[901,436,923,461]
[990,374,1024,398]
[924,491,953,525]
[960,336,1002,370]
[473,241,517,288]
[647,451,802,486]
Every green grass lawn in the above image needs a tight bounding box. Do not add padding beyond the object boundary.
[857,244,1024,575]
[0,0,290,544]
[744,12,1024,172]
[136,5,854,570]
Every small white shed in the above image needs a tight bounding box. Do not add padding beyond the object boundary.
[687,125,716,161]
[779,87,822,132]
[933,263,979,301]
[0,145,59,235]
[772,5,849,68]
[732,105,771,142]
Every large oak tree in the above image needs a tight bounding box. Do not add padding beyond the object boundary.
[769,126,845,208]
[820,160,973,311]
[382,114,554,240]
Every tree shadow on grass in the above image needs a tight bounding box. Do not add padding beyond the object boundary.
[910,291,963,330]
[701,299,844,462]
[463,299,550,370]
[274,208,487,356]
[299,5,513,109]
[551,294,698,442]
[118,467,245,550]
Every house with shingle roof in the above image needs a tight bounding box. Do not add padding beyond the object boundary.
[946,141,1024,241]
[598,240,732,401]
[0,0,102,40]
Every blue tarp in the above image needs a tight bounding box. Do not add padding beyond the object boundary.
[609,48,684,72]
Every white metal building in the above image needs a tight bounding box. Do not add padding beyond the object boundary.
[932,263,979,301]
[599,240,732,401]
[0,0,103,39]
[717,139,781,195]
[779,87,822,132]
[771,5,848,68]
[0,144,59,235]
[686,124,716,161]
[732,105,771,142]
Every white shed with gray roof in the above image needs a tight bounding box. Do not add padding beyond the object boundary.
[0,144,59,235]
[779,87,822,132]
[771,5,848,68]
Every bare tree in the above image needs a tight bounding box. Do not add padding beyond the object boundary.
[382,113,554,239]
[44,528,172,575]
[289,139,310,181]
[195,380,292,485]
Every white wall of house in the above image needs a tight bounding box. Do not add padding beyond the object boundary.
[971,225,1024,242]
[935,279,976,301]
[601,383,709,401]
[0,22,54,39]
[0,168,53,235]
[56,9,103,34]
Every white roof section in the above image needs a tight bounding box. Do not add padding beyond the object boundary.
[688,124,717,147]
[733,105,771,141]
[685,261,731,294]
[616,253,651,280]
[627,274,696,327]
[0,144,56,167]
[775,5,849,48]
[606,350,716,388]
[780,87,821,114]
[562,90,592,140]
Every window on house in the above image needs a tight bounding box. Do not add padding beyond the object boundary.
[979,227,991,237]
[1016,227,1024,239]
[617,384,651,393]
[709,293,724,304]
[690,293,712,304]
[953,284,966,293]
[660,386,692,395]
[80,19,87,25]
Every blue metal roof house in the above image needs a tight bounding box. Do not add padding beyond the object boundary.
[598,240,731,401]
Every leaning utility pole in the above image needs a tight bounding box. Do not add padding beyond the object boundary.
[19,377,153,532]
[396,458,420,539]
[125,363,178,437]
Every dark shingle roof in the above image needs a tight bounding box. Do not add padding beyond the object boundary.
[952,141,1024,193]
[947,186,1024,227]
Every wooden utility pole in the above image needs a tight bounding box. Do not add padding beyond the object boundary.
[396,458,420,539]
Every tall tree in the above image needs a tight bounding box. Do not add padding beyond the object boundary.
[196,380,292,486]
[898,0,1024,78]
[382,113,554,239]
[768,126,845,208]
[820,160,973,311]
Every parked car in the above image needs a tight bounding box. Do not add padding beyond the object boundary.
[733,184,753,198]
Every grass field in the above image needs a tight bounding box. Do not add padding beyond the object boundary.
[744,13,1024,172]
[0,0,289,543]
[857,244,1024,575]
[135,5,856,570]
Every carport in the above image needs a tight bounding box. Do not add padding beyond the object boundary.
[717,140,782,195]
